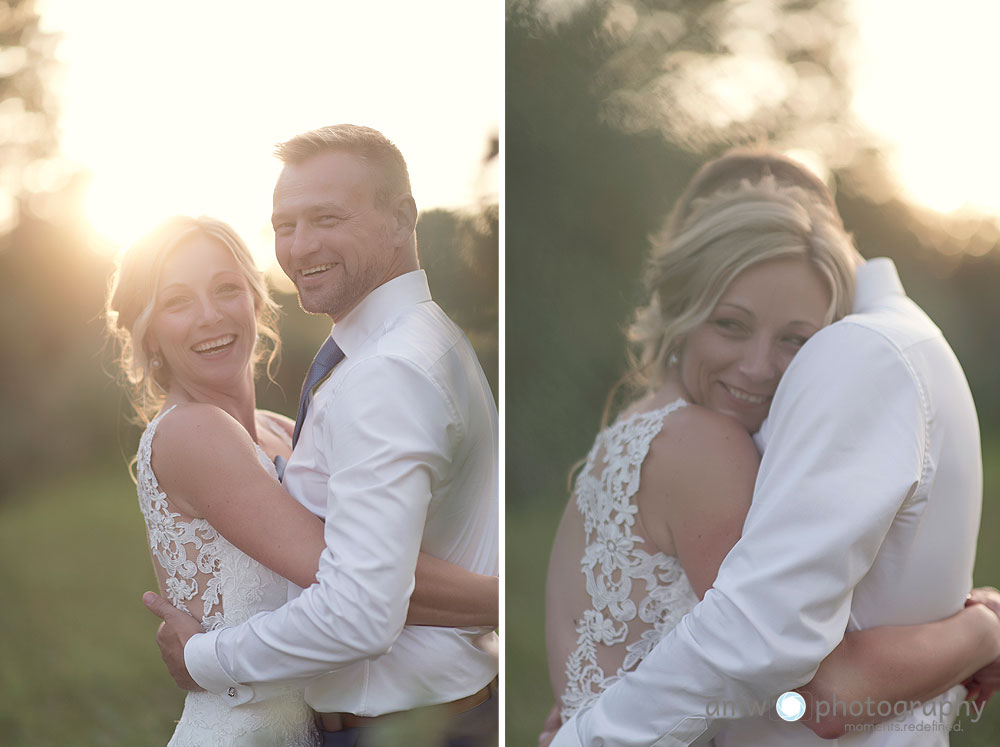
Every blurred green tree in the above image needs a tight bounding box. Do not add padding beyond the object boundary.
[0,1,117,499]
[0,0,62,236]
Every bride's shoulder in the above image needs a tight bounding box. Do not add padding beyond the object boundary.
[648,403,759,476]
[663,401,748,437]
[640,404,759,537]
[153,402,245,444]
[150,404,255,478]
[149,404,260,517]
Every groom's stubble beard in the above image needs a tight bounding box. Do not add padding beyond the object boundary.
[294,230,398,319]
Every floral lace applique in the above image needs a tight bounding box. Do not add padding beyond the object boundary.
[560,398,701,721]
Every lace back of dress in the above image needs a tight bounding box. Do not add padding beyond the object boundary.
[560,398,700,721]
[136,406,233,630]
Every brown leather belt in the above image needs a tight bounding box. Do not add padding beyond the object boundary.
[317,679,495,732]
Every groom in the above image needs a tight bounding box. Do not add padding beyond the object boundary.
[145,124,498,745]
[550,159,988,745]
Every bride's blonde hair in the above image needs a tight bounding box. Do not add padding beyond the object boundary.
[105,216,281,424]
[607,149,859,423]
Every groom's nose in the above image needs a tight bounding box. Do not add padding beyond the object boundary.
[288,224,320,259]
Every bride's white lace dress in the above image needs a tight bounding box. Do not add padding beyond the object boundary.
[559,398,701,721]
[136,405,319,747]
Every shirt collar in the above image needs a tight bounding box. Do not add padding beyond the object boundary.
[329,270,432,357]
[852,257,905,314]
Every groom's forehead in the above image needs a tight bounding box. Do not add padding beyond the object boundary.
[273,153,377,204]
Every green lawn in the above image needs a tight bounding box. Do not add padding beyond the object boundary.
[506,438,1000,746]
[0,465,184,745]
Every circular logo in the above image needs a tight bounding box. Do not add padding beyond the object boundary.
[775,691,806,722]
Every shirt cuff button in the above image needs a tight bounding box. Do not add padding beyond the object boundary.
[227,687,237,697]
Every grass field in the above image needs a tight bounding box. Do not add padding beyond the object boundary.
[0,465,184,745]
[506,438,1000,746]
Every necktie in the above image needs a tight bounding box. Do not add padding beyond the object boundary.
[291,336,345,448]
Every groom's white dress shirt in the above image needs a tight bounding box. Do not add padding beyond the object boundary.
[185,270,499,716]
[552,258,982,746]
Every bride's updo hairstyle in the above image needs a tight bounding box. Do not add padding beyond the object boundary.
[623,148,860,400]
[105,216,281,423]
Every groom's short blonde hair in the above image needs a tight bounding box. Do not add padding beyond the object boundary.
[274,124,412,209]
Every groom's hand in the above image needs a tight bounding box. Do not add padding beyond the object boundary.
[142,591,206,692]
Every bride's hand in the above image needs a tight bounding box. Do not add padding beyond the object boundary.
[538,703,561,747]
[142,591,206,692]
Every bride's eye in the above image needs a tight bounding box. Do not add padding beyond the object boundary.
[712,318,745,334]
[782,334,809,348]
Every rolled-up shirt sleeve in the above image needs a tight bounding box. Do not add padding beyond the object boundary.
[184,355,456,702]
[554,322,928,747]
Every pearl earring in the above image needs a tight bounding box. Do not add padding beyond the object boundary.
[151,354,163,369]
[668,351,679,367]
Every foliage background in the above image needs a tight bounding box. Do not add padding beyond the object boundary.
[0,2,497,742]
[506,1,1000,745]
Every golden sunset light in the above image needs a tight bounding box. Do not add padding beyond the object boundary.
[37,0,500,269]
[851,0,1000,217]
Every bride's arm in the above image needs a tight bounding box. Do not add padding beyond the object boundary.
[156,404,496,626]
[642,406,759,599]
[153,403,327,590]
[798,600,1000,738]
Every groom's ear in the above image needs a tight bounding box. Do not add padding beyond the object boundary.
[388,193,418,246]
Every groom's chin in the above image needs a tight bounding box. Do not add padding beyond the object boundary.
[294,289,331,316]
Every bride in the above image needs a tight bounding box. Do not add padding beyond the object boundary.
[106,216,496,746]
[543,150,1000,742]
